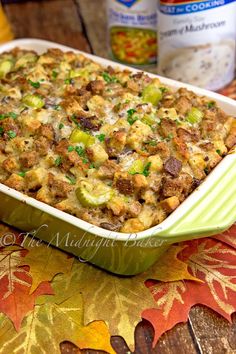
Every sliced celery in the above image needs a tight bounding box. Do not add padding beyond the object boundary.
[76,180,112,207]
[70,129,95,146]
[141,113,156,126]
[142,84,162,106]
[15,53,37,68]
[22,94,45,109]
[186,107,203,124]
[69,68,89,79]
[129,159,144,175]
[0,60,13,78]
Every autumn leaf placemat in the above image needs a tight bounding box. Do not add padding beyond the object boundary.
[0,222,235,353]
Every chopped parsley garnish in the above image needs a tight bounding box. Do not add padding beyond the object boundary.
[58,123,64,130]
[66,175,76,185]
[54,105,61,111]
[7,130,17,139]
[166,133,173,141]
[102,72,119,83]
[127,108,136,116]
[64,78,72,85]
[75,146,85,157]
[207,101,216,109]
[97,133,105,142]
[68,145,74,152]
[0,112,18,120]
[174,119,181,126]
[9,112,18,119]
[28,79,40,89]
[142,162,151,177]
[71,114,80,128]
[129,162,152,177]
[0,127,3,136]
[18,171,26,177]
[127,108,138,125]
[52,70,58,79]
[55,156,62,166]
[159,87,168,93]
[144,140,157,146]
[89,162,95,169]
[216,149,222,155]
[204,167,209,174]
[74,146,89,164]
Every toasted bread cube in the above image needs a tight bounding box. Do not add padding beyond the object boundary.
[36,186,53,204]
[127,120,152,150]
[87,144,108,166]
[121,218,145,233]
[2,157,20,173]
[133,174,148,189]
[107,196,126,216]
[160,196,180,213]
[25,168,47,190]
[5,173,25,191]
[147,155,163,172]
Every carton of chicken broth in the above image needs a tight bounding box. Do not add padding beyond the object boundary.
[107,0,157,67]
[157,0,236,90]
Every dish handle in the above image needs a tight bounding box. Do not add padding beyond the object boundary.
[158,153,236,242]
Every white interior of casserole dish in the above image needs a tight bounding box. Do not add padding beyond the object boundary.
[0,38,235,241]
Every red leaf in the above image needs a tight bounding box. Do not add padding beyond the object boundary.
[142,238,236,347]
[0,246,54,331]
[212,224,236,250]
[0,268,53,331]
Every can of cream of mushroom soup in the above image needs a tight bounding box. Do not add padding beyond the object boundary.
[157,0,236,91]
[107,0,157,68]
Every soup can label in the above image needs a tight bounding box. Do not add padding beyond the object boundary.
[107,0,157,66]
[157,0,236,90]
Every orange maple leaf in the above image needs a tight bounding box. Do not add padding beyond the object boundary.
[213,224,236,250]
[142,238,236,347]
[0,246,54,331]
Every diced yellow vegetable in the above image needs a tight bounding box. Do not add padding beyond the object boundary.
[70,129,95,146]
[76,180,112,207]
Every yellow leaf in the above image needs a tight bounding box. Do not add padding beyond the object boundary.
[20,241,73,294]
[41,260,156,350]
[146,245,202,282]
[0,271,115,354]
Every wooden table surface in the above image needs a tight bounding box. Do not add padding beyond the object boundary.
[2,1,236,353]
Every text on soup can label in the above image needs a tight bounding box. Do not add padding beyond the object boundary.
[157,0,236,90]
[107,0,157,67]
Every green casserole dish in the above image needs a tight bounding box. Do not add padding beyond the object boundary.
[0,39,235,275]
